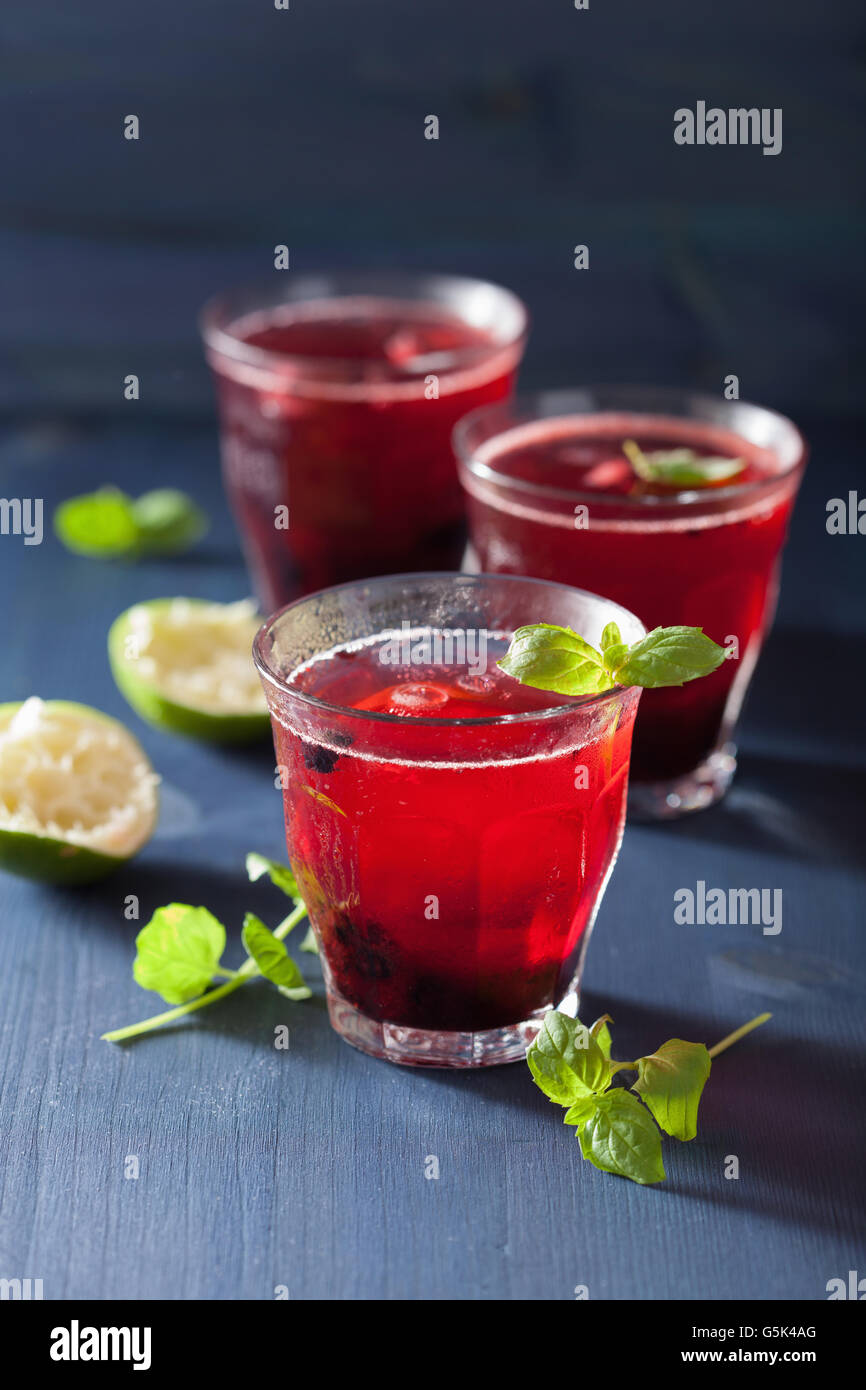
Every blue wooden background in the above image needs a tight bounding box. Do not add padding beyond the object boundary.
[0,0,864,1300]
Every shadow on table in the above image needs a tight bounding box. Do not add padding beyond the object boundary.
[40,856,300,963]
[160,542,245,570]
[88,791,865,1246]
[636,749,866,872]
[420,992,866,1238]
[650,624,866,870]
[103,976,330,1050]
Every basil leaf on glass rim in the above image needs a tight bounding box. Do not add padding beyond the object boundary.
[623,438,745,487]
[498,623,725,696]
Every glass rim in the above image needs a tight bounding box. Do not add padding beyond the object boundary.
[199,270,529,377]
[454,385,808,510]
[252,571,645,729]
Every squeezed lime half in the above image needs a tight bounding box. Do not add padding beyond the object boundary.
[108,597,270,743]
[0,698,160,884]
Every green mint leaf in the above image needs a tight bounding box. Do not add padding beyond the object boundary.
[299,925,319,954]
[527,1005,770,1188]
[590,1014,614,1058]
[242,913,311,1000]
[633,1039,712,1141]
[132,489,208,554]
[600,622,622,655]
[578,1089,666,1184]
[246,852,300,900]
[623,439,745,487]
[55,486,207,559]
[527,1010,610,1106]
[563,1097,598,1129]
[611,626,726,688]
[497,624,609,696]
[132,904,226,1004]
[601,641,629,671]
[499,623,725,695]
[54,487,140,558]
[102,899,310,1043]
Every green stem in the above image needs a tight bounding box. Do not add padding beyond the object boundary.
[622,438,651,479]
[101,975,250,1043]
[102,902,309,1043]
[608,1012,772,1075]
[274,905,306,941]
[708,1012,771,1059]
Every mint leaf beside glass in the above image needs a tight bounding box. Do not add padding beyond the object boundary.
[633,1039,712,1141]
[527,1009,770,1185]
[132,904,227,1004]
[101,852,310,1043]
[578,1089,667,1185]
[242,912,312,1000]
[246,852,300,899]
[527,1010,610,1106]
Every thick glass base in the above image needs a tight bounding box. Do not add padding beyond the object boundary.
[628,743,737,821]
[326,980,581,1068]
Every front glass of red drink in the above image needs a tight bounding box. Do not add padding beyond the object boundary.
[456,389,806,818]
[201,273,527,611]
[254,573,644,1067]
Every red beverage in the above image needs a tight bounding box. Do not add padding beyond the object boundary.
[254,573,644,1066]
[201,274,526,610]
[457,391,807,817]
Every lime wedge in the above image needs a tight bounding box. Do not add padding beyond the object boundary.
[0,698,160,884]
[108,598,270,743]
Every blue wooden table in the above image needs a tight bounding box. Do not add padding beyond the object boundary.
[0,413,863,1301]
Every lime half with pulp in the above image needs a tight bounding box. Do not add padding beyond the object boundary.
[108,597,270,743]
[0,698,160,884]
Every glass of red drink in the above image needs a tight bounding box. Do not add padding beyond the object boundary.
[456,388,807,818]
[253,572,644,1067]
[201,273,527,611]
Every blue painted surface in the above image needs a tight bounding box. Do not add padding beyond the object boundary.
[0,418,863,1300]
[0,0,864,1300]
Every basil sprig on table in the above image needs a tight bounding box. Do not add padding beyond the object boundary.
[622,437,745,487]
[528,1010,771,1184]
[101,853,311,1043]
[498,621,726,696]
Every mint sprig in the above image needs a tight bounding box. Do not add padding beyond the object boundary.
[248,852,319,954]
[633,1039,711,1141]
[246,852,300,899]
[528,1009,770,1184]
[131,904,227,1004]
[498,623,611,695]
[579,1089,666,1185]
[623,439,745,487]
[527,1010,609,1104]
[498,621,725,696]
[102,853,310,1042]
[55,486,207,559]
[242,912,312,1000]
